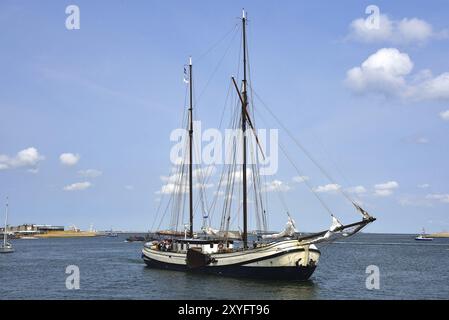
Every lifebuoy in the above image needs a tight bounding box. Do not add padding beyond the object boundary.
[218,242,224,250]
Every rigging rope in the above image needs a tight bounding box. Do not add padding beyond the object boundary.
[249,85,357,208]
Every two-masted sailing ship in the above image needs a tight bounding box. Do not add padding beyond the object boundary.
[142,10,376,280]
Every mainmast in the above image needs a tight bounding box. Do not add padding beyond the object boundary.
[241,9,248,249]
[188,57,194,238]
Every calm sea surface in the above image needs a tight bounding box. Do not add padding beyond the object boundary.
[1,233,448,299]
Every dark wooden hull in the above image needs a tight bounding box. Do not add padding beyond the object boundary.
[142,254,316,281]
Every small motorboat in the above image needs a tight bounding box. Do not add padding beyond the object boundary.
[125,235,146,242]
[415,228,433,241]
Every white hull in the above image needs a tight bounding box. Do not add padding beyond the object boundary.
[0,246,14,253]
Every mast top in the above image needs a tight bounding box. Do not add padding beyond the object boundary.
[242,8,246,19]
[189,56,192,66]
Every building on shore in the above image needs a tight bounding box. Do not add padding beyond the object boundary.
[0,224,99,238]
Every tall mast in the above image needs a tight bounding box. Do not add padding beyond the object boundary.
[3,197,8,246]
[241,9,248,249]
[188,57,194,238]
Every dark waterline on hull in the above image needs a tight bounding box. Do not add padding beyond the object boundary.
[142,255,317,281]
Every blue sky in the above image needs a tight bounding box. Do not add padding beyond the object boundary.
[1,0,448,233]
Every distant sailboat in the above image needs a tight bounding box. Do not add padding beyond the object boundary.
[0,197,15,254]
[415,228,433,241]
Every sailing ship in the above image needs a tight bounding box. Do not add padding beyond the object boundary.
[142,10,376,280]
[415,228,433,241]
[1,197,14,254]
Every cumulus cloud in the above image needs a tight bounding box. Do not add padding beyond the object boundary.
[346,48,412,96]
[60,153,80,166]
[374,181,399,196]
[157,183,183,195]
[292,176,309,183]
[426,193,449,203]
[398,195,433,207]
[440,110,449,121]
[313,183,341,193]
[346,185,367,194]
[156,168,215,194]
[78,169,102,178]
[63,181,91,191]
[345,48,449,101]
[261,180,291,193]
[0,147,44,171]
[347,14,446,45]
[160,166,216,184]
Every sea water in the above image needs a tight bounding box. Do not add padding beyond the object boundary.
[0,233,448,299]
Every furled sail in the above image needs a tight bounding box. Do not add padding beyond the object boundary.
[202,226,220,236]
[305,215,343,244]
[262,216,297,239]
[296,205,376,245]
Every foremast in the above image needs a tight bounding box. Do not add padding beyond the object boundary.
[188,57,194,238]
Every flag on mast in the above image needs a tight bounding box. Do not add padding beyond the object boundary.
[183,66,189,84]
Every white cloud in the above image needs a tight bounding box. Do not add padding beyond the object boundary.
[233,168,253,182]
[313,183,341,193]
[158,183,181,195]
[125,185,134,190]
[261,180,291,193]
[374,181,399,197]
[60,153,80,166]
[292,176,309,183]
[193,166,216,179]
[418,183,430,188]
[63,181,91,191]
[415,137,429,144]
[160,166,216,184]
[440,110,449,121]
[416,73,449,100]
[0,147,44,171]
[346,185,367,194]
[156,172,214,194]
[218,168,253,188]
[397,18,434,44]
[346,48,412,96]
[348,14,394,43]
[398,195,433,207]
[78,169,102,178]
[426,193,449,203]
[346,48,449,101]
[347,14,445,45]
